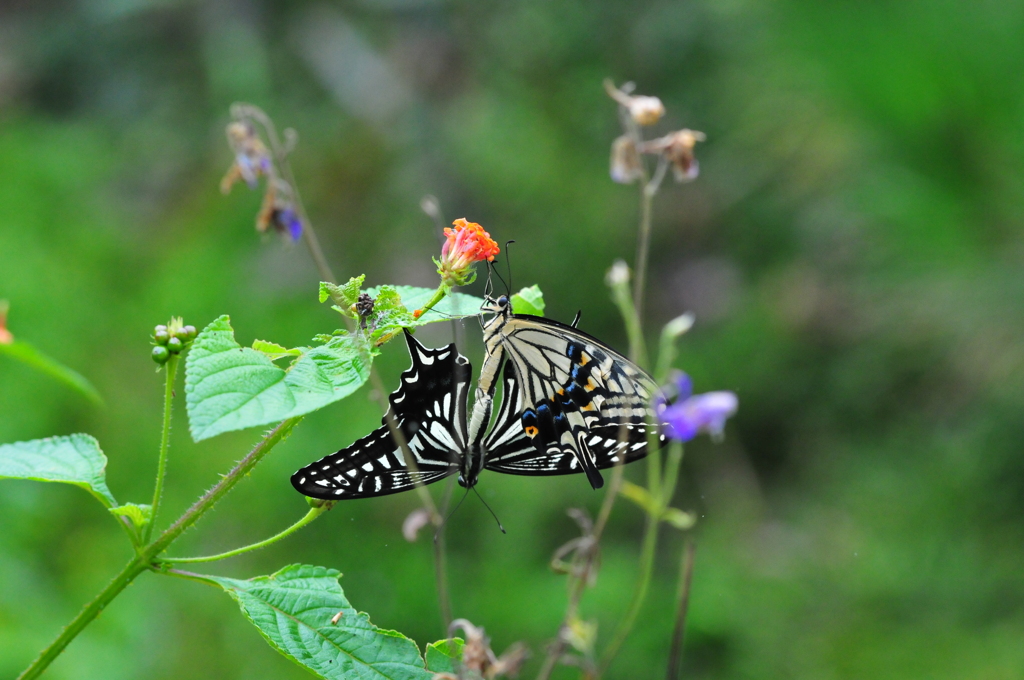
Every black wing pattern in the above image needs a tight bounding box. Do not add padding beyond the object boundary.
[290,331,471,499]
[496,315,665,487]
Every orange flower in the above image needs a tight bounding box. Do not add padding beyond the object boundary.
[437,218,500,287]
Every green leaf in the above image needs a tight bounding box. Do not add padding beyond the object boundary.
[425,639,464,674]
[365,285,484,327]
[619,480,659,517]
[511,284,545,316]
[662,507,697,530]
[201,564,433,680]
[110,502,152,531]
[620,481,695,529]
[252,340,303,361]
[0,340,102,405]
[185,316,372,441]
[0,434,117,507]
[366,286,415,345]
[110,502,152,544]
[320,275,365,311]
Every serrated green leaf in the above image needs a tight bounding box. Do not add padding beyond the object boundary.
[367,286,415,344]
[252,340,303,361]
[0,434,116,507]
[339,275,366,307]
[425,639,464,674]
[318,282,338,304]
[0,341,102,405]
[511,284,545,316]
[319,276,365,310]
[110,502,152,530]
[185,317,372,441]
[201,564,433,680]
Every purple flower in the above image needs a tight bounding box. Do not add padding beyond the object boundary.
[657,372,738,442]
[271,207,303,242]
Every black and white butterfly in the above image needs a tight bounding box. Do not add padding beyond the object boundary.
[291,304,664,499]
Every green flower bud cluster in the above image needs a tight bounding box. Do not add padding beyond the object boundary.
[151,321,197,365]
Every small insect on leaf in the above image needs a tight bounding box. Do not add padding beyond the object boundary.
[331,611,343,625]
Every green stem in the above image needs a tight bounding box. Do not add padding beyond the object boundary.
[654,314,694,384]
[160,504,327,564]
[660,441,684,505]
[608,264,649,370]
[415,285,448,318]
[17,560,147,680]
[146,353,179,543]
[600,513,660,673]
[17,417,301,680]
[148,418,302,555]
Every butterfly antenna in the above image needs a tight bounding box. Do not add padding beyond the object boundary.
[504,240,516,296]
[491,260,509,298]
[472,486,506,534]
[434,488,471,543]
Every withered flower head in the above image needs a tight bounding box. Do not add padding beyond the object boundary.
[604,79,666,126]
[640,129,706,182]
[443,619,529,679]
[221,121,272,193]
[256,178,303,242]
[610,135,643,184]
[626,95,666,126]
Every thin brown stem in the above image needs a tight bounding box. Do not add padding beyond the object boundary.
[633,186,654,324]
[666,540,696,680]
[434,478,456,631]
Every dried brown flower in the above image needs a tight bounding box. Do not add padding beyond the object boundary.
[639,129,706,182]
[604,79,666,126]
[610,135,643,184]
[443,619,529,680]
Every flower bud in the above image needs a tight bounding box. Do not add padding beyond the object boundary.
[166,337,184,354]
[663,313,695,340]
[152,346,170,364]
[605,79,666,125]
[154,329,170,345]
[402,508,432,542]
[605,259,631,287]
[627,95,665,126]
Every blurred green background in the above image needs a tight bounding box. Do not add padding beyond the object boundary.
[3,0,1024,678]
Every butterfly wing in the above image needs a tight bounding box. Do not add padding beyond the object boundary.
[481,358,543,472]
[291,331,470,500]
[496,314,664,488]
